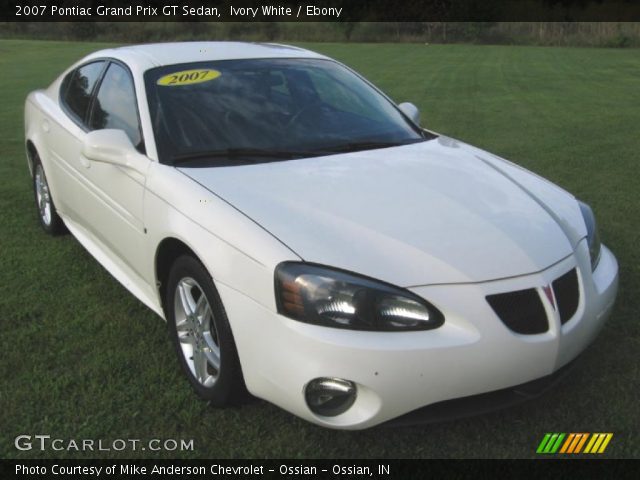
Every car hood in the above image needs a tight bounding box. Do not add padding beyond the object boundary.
[179,136,581,287]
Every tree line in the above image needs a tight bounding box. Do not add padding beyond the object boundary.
[1,22,639,48]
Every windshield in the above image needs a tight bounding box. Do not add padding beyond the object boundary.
[144,58,430,166]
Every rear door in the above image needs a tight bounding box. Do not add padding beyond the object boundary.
[45,60,106,220]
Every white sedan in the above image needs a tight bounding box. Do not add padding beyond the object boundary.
[24,42,618,429]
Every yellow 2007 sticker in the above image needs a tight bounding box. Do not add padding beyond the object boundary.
[157,69,221,86]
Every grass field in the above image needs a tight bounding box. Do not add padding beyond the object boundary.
[1,40,638,459]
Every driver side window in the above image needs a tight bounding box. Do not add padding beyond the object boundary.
[89,63,144,151]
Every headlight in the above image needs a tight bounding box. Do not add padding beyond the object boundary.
[275,262,444,331]
[578,200,602,271]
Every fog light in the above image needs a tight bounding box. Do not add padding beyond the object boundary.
[305,377,357,417]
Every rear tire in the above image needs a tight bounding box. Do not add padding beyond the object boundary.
[32,155,66,235]
[165,255,246,405]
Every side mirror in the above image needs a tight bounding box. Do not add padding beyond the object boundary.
[82,129,147,173]
[398,102,421,127]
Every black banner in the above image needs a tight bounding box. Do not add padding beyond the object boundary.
[5,0,640,22]
[2,458,639,479]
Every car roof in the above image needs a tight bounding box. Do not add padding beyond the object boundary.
[82,41,328,72]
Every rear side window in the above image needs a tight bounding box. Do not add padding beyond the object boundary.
[61,61,104,123]
[89,63,143,150]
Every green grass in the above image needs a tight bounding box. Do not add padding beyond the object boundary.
[1,40,638,459]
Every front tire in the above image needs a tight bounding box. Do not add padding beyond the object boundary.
[165,255,246,405]
[32,155,65,235]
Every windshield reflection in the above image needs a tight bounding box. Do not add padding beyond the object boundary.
[145,58,429,166]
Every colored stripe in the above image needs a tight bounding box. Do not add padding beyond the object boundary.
[590,433,606,453]
[597,434,613,453]
[537,432,613,454]
[559,433,575,453]
[583,433,598,453]
[567,434,582,453]
[574,433,589,453]
[537,433,552,453]
[544,434,560,453]
[550,433,565,453]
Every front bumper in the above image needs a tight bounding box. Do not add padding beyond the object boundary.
[385,354,581,427]
[220,239,618,429]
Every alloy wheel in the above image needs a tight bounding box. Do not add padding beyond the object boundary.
[173,277,221,387]
[34,164,52,227]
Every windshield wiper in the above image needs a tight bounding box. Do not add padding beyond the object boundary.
[171,139,429,166]
[323,138,426,154]
[171,148,321,166]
